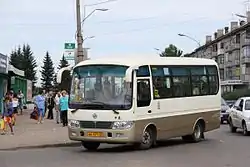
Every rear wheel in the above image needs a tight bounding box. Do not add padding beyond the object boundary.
[182,121,204,143]
[82,142,100,151]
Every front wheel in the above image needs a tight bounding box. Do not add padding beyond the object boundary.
[82,142,100,151]
[242,122,250,136]
[228,118,237,133]
[136,127,155,150]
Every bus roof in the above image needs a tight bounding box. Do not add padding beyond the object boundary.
[74,56,217,68]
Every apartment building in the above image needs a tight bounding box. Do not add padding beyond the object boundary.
[189,12,250,93]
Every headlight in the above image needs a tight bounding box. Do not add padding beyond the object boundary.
[112,121,134,130]
[68,119,80,128]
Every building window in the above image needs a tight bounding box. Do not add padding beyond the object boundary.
[243,46,250,57]
[220,69,224,80]
[221,55,224,64]
[228,68,232,79]
[220,42,224,49]
[212,44,218,52]
[246,27,250,39]
[236,34,240,43]
[235,50,240,61]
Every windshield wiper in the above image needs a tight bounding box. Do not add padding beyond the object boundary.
[71,108,79,113]
[87,101,120,114]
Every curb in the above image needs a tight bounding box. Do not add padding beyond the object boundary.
[0,142,81,151]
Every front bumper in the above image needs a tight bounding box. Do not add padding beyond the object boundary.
[221,113,229,122]
[68,127,136,144]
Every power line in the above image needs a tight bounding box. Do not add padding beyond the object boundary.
[84,0,118,7]
[0,14,200,27]
[94,17,209,37]
[90,16,161,24]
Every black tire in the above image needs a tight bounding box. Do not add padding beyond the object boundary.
[182,121,204,143]
[82,142,100,151]
[137,127,155,150]
[228,118,237,133]
[242,122,250,136]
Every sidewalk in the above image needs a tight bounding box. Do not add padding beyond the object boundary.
[0,109,80,151]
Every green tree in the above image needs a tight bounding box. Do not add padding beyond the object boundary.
[9,44,37,89]
[41,51,55,91]
[57,55,71,92]
[22,44,37,82]
[58,54,69,69]
[9,46,23,69]
[160,44,183,57]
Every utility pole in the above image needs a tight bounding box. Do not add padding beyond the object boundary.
[76,0,84,64]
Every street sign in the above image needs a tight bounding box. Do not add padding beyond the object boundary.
[64,49,75,61]
[65,56,74,60]
[64,43,75,50]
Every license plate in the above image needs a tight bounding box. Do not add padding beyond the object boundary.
[87,132,104,137]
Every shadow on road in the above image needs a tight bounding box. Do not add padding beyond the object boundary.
[78,138,212,153]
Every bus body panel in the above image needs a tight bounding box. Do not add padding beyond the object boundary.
[134,96,220,141]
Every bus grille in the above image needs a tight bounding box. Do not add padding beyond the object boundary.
[79,121,113,129]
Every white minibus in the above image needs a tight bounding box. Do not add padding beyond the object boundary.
[57,57,220,150]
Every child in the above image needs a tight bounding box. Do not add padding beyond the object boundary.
[1,95,14,135]
[12,94,19,125]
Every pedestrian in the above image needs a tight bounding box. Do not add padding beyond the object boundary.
[59,90,69,127]
[34,90,45,124]
[47,92,55,120]
[54,92,61,124]
[1,93,14,135]
[12,93,19,126]
[17,90,24,115]
[43,90,48,118]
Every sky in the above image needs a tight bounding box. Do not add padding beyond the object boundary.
[0,0,248,85]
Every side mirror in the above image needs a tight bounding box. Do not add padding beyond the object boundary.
[125,66,139,82]
[235,106,242,111]
[57,66,73,83]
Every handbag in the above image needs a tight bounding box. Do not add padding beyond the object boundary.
[30,107,38,120]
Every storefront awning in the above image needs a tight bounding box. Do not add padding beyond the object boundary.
[8,65,25,77]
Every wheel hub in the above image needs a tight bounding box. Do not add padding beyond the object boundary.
[142,131,151,144]
[194,125,201,139]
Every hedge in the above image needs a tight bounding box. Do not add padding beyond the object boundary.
[222,89,250,100]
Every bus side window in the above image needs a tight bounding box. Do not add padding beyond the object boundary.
[137,79,151,107]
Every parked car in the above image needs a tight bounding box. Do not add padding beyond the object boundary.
[221,98,230,124]
[228,97,250,136]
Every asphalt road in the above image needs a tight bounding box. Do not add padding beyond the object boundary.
[1,125,250,167]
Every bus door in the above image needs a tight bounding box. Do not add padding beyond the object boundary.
[135,78,152,116]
